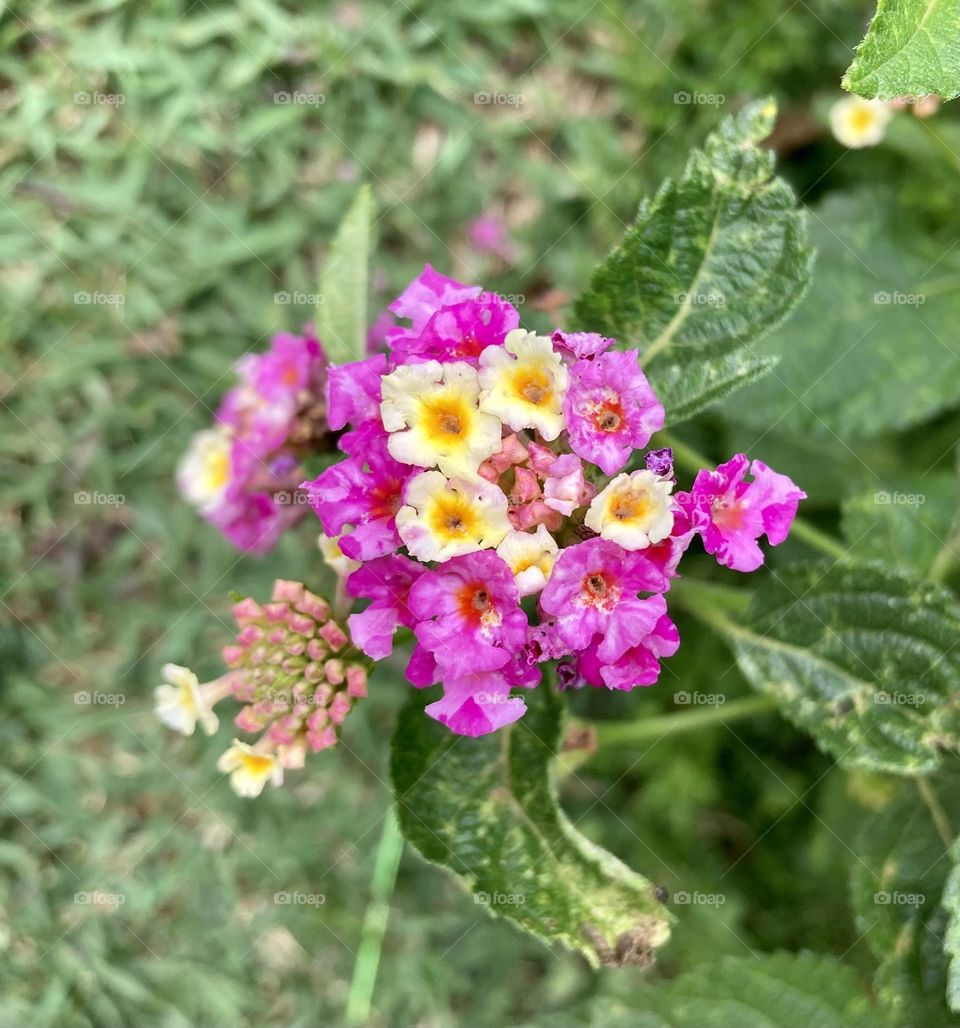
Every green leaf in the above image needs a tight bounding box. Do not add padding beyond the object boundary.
[693,561,960,774]
[725,191,960,440]
[851,776,960,1022]
[581,952,885,1027]
[841,473,958,576]
[317,184,376,365]
[572,98,813,423]
[943,837,960,1012]
[390,684,672,969]
[843,0,960,101]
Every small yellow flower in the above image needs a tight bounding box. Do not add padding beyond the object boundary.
[217,740,284,797]
[380,360,503,477]
[396,470,511,562]
[496,526,559,596]
[829,96,893,149]
[318,532,360,578]
[177,426,233,513]
[154,663,220,737]
[478,330,568,441]
[585,470,674,550]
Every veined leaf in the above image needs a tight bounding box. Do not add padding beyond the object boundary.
[572,99,813,423]
[943,836,960,1012]
[726,191,960,440]
[317,184,376,365]
[697,561,960,774]
[578,952,885,1027]
[390,684,672,969]
[851,776,960,1022]
[843,0,960,101]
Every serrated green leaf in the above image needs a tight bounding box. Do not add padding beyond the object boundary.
[726,191,960,440]
[841,473,958,576]
[390,684,672,969]
[317,184,376,365]
[843,0,960,101]
[694,561,960,774]
[943,837,960,1012]
[851,777,960,1023]
[576,952,885,1027]
[572,99,812,422]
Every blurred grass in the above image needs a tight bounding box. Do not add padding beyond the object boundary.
[0,0,939,1024]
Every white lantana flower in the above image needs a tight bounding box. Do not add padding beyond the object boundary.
[585,470,675,549]
[154,663,220,737]
[829,96,893,149]
[217,740,284,797]
[478,330,568,441]
[496,526,559,596]
[176,425,234,514]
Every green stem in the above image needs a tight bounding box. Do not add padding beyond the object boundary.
[917,778,955,850]
[929,529,960,585]
[659,431,848,561]
[589,694,777,750]
[346,808,404,1025]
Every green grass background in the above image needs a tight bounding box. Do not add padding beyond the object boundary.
[2,1,959,1025]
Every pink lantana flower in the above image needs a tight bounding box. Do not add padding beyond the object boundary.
[422,665,532,736]
[564,351,665,475]
[677,454,806,572]
[576,610,679,690]
[301,430,410,561]
[386,264,480,351]
[392,294,520,365]
[346,555,427,659]
[551,330,614,361]
[326,354,388,431]
[543,453,594,516]
[539,538,669,664]
[408,551,528,677]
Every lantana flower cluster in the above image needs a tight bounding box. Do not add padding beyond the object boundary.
[299,266,806,738]
[177,330,328,553]
[155,579,367,797]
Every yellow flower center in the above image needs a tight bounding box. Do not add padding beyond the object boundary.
[427,493,483,542]
[850,107,875,133]
[611,489,653,524]
[240,752,275,775]
[203,450,230,491]
[422,393,471,441]
[512,368,554,407]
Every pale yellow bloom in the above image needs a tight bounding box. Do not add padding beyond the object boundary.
[478,330,568,441]
[217,740,284,797]
[829,96,892,149]
[154,663,220,737]
[318,532,360,578]
[585,470,674,550]
[395,470,511,562]
[380,360,503,477]
[177,426,233,513]
[496,526,559,596]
